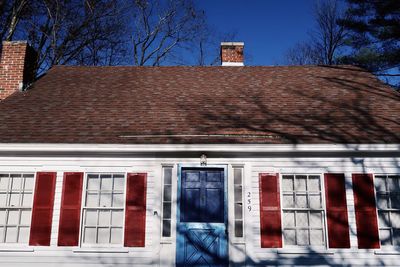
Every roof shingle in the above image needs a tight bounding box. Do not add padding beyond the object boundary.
[0,65,399,144]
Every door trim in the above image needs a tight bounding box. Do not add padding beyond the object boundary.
[176,164,229,265]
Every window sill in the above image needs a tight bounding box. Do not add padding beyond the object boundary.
[374,249,400,255]
[0,247,34,252]
[277,248,334,255]
[73,248,129,253]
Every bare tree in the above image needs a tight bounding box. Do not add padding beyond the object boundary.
[285,0,347,65]
[130,0,207,66]
[0,0,128,74]
[0,0,31,41]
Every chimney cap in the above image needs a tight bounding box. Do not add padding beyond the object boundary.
[220,42,244,46]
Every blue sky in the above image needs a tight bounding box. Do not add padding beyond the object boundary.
[198,0,318,65]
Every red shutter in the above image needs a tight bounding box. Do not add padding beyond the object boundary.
[352,173,380,249]
[259,173,282,248]
[324,173,350,248]
[58,172,83,246]
[29,172,56,246]
[124,173,147,247]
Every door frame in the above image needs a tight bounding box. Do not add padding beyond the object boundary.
[176,164,229,264]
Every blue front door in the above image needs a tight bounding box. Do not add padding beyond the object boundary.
[177,167,228,266]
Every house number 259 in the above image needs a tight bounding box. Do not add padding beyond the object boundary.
[247,192,252,212]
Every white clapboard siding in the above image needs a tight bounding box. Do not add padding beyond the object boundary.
[0,155,399,266]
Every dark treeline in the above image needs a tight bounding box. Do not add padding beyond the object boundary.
[284,0,400,89]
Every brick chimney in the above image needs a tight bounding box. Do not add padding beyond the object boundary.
[220,42,244,66]
[0,41,37,100]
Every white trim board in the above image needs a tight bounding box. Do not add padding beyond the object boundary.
[0,143,398,153]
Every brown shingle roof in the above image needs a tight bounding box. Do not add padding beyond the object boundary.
[0,65,399,144]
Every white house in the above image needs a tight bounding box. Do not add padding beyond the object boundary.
[0,40,399,266]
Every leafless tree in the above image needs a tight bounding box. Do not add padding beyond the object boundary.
[285,0,347,65]
[1,0,128,74]
[130,0,208,66]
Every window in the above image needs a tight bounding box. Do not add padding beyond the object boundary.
[375,175,400,246]
[281,174,325,246]
[233,167,244,238]
[82,173,125,245]
[161,166,172,238]
[0,173,34,243]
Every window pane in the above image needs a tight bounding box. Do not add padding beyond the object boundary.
[7,210,19,225]
[11,177,22,191]
[5,227,17,243]
[310,229,324,246]
[100,193,112,207]
[380,229,392,246]
[97,227,109,243]
[98,210,110,226]
[234,203,243,220]
[86,192,98,207]
[0,177,9,190]
[87,175,99,190]
[0,193,6,206]
[23,176,34,191]
[378,211,390,228]
[234,169,242,185]
[308,176,320,192]
[391,212,400,228]
[283,211,295,227]
[110,228,122,244]
[284,229,296,245]
[100,175,112,190]
[85,210,97,226]
[309,212,322,228]
[295,194,308,208]
[20,210,31,225]
[282,194,294,208]
[112,193,123,207]
[113,176,124,191]
[0,210,5,224]
[164,168,172,185]
[234,186,242,203]
[376,194,389,209]
[83,227,96,244]
[309,194,322,209]
[235,220,243,237]
[297,229,309,246]
[18,227,30,243]
[164,185,172,202]
[0,227,3,242]
[375,177,387,192]
[295,176,307,191]
[21,193,32,207]
[296,212,308,227]
[162,219,171,237]
[388,177,400,192]
[282,177,294,191]
[390,194,400,209]
[393,229,400,246]
[9,193,20,206]
[163,203,171,219]
[111,211,123,226]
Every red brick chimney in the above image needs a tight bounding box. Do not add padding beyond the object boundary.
[0,41,37,100]
[220,42,244,66]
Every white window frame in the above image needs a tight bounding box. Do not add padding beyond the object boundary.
[232,165,245,242]
[279,173,328,248]
[160,164,174,242]
[374,174,400,247]
[78,172,127,248]
[0,172,36,245]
